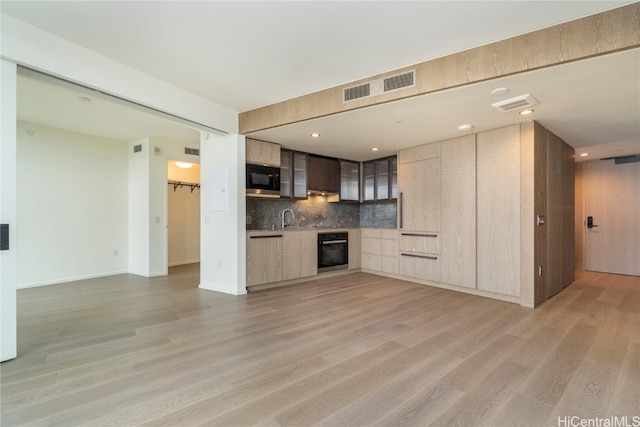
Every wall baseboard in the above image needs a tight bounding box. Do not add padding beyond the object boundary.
[17,270,129,289]
[168,259,200,267]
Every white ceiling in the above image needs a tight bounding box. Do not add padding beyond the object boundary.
[4,1,639,162]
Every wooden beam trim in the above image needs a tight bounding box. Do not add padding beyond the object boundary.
[239,3,640,134]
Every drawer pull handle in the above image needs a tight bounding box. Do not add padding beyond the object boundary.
[250,234,283,239]
[401,233,437,238]
[401,253,438,260]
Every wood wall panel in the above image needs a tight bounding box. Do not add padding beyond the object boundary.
[477,125,521,297]
[532,122,548,307]
[240,4,640,134]
[546,132,565,299]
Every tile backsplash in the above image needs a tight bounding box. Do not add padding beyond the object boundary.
[246,197,397,230]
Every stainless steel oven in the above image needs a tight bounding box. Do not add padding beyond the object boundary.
[317,232,348,272]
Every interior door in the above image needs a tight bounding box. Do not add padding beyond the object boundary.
[584,159,640,276]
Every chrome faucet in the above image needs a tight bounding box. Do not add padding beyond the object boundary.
[281,208,295,229]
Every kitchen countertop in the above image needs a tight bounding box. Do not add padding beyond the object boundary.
[246,226,396,233]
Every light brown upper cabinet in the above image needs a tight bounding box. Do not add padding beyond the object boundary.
[246,138,280,166]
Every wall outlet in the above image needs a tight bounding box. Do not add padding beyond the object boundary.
[216,259,222,268]
[113,249,119,256]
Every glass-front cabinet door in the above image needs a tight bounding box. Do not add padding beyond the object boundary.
[390,156,398,199]
[292,152,308,198]
[280,150,291,197]
[280,149,308,199]
[363,161,376,201]
[362,155,397,201]
[340,160,360,201]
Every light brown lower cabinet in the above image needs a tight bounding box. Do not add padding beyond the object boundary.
[361,228,398,274]
[399,252,441,282]
[283,230,317,281]
[246,232,284,286]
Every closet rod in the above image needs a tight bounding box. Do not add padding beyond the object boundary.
[168,181,200,193]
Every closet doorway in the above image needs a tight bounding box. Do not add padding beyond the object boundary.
[167,160,201,270]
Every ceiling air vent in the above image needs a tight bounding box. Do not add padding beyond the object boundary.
[184,147,200,156]
[343,70,416,103]
[133,144,142,153]
[343,83,371,102]
[384,71,415,92]
[492,94,538,112]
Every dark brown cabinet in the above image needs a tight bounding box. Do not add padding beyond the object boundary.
[307,155,340,193]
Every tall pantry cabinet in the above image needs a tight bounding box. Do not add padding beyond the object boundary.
[396,121,574,307]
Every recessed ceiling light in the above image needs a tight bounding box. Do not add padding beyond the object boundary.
[491,87,509,96]
[519,109,534,115]
[457,124,472,132]
[311,132,320,138]
[175,161,193,169]
[580,153,589,157]
[371,147,379,151]
[78,96,92,102]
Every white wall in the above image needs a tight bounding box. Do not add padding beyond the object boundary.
[128,138,151,276]
[17,122,129,288]
[168,185,200,266]
[1,60,18,361]
[200,133,246,295]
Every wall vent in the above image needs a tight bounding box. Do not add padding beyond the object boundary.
[492,94,538,112]
[343,70,415,103]
[184,147,200,156]
[133,144,142,153]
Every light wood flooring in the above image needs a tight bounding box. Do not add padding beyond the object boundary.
[1,265,638,426]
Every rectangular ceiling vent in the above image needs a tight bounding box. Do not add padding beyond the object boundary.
[343,83,371,102]
[133,144,142,153]
[184,147,200,156]
[343,70,415,103]
[384,71,415,92]
[492,94,539,112]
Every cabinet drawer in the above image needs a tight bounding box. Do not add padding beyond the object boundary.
[363,253,382,271]
[362,228,382,239]
[381,255,399,274]
[380,229,398,240]
[399,252,441,282]
[362,237,382,255]
[381,238,398,257]
[399,232,441,254]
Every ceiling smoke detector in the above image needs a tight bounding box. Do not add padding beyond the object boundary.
[491,94,539,112]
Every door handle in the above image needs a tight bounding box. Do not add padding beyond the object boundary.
[587,216,598,229]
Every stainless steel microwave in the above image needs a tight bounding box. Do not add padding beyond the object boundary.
[246,164,280,197]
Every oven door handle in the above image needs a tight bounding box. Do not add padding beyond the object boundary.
[321,240,348,244]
